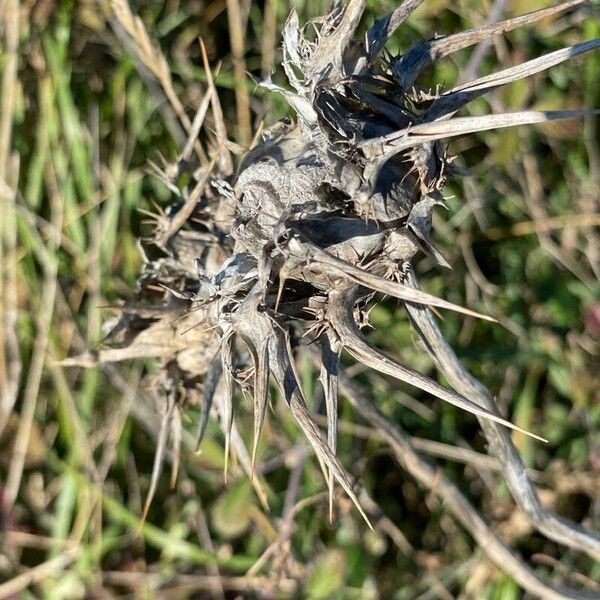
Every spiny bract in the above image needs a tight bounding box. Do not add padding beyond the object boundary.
[69,0,599,523]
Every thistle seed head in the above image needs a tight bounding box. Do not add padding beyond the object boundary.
[71,0,599,519]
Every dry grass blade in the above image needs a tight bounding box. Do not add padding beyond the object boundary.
[0,547,80,599]
[485,212,600,240]
[0,0,18,170]
[199,39,233,174]
[227,418,270,511]
[110,0,205,161]
[225,0,252,145]
[0,158,20,438]
[319,332,341,521]
[60,311,206,367]
[179,86,214,164]
[221,333,235,483]
[142,389,176,522]
[170,406,183,489]
[0,0,21,439]
[6,160,63,508]
[249,340,269,473]
[260,0,278,78]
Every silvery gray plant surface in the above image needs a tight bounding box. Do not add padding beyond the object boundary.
[67,1,600,597]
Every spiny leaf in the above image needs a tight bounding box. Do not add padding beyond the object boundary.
[366,0,427,61]
[392,0,587,88]
[362,109,600,158]
[328,293,547,443]
[221,333,235,483]
[427,37,600,119]
[287,237,497,322]
[309,0,366,83]
[269,329,373,529]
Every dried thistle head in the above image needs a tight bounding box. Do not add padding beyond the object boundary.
[69,0,599,522]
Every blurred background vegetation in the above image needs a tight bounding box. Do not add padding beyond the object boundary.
[1,0,599,597]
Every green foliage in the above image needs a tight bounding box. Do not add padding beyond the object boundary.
[211,479,254,540]
[306,549,347,599]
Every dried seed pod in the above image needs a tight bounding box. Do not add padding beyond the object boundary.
[71,0,599,526]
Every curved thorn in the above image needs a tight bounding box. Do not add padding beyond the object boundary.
[328,293,546,443]
[221,333,235,483]
[427,38,600,120]
[320,332,341,522]
[393,0,586,89]
[268,329,373,529]
[289,238,496,322]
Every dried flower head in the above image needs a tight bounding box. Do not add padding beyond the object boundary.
[68,0,599,549]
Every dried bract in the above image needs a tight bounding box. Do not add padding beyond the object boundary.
[69,2,600,595]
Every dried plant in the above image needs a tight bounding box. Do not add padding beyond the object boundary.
[65,1,600,596]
